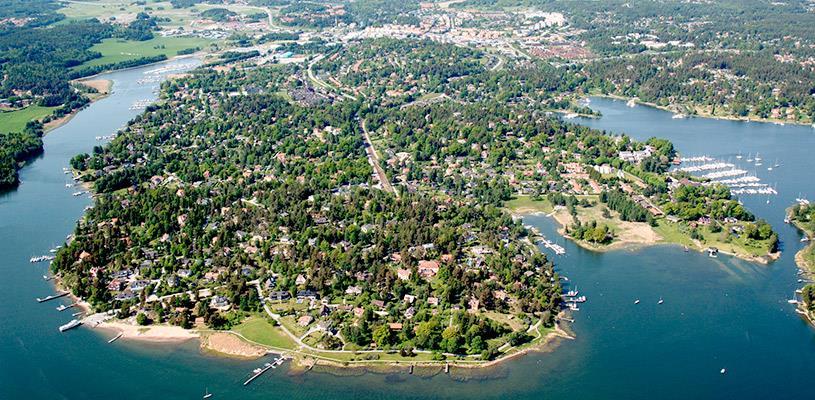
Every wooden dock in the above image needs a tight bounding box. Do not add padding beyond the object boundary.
[37,292,69,303]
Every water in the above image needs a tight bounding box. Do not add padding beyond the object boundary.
[3,81,815,399]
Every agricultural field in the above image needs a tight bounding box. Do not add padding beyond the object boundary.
[0,106,58,134]
[77,36,216,68]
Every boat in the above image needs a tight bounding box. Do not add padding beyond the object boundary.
[658,297,664,305]
[59,319,82,332]
[720,368,726,374]
[563,113,579,119]
[672,113,686,119]
[634,299,640,304]
[626,99,637,107]
[802,237,810,243]
[203,388,213,399]
[683,245,689,252]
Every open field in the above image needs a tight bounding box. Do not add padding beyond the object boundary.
[77,36,216,68]
[0,106,59,133]
[232,316,297,349]
[504,195,554,214]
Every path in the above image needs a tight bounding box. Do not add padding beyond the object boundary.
[360,119,398,197]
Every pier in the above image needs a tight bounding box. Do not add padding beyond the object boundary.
[243,357,285,386]
[37,292,69,303]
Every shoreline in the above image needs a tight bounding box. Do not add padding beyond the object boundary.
[43,79,113,134]
[509,201,779,264]
[591,94,814,128]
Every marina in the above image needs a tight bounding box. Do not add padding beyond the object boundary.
[673,155,778,197]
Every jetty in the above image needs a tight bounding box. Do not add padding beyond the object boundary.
[108,332,123,343]
[37,292,69,303]
[56,302,77,312]
[243,357,285,386]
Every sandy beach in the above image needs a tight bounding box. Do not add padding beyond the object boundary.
[95,321,199,342]
[201,332,267,359]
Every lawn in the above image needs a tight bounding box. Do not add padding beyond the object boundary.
[504,195,554,214]
[232,316,296,349]
[654,220,773,257]
[0,106,59,133]
[77,36,216,69]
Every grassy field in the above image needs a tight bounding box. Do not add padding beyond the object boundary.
[504,195,554,214]
[232,316,296,349]
[77,36,215,68]
[0,106,59,133]
[654,220,773,257]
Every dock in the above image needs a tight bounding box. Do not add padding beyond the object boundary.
[56,302,77,312]
[243,357,285,386]
[108,332,123,343]
[37,292,69,303]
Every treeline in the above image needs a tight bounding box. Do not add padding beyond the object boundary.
[68,55,168,80]
[0,122,44,189]
[600,190,651,223]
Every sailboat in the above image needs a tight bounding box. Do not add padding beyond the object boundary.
[203,388,213,399]
[634,299,640,304]
[658,297,664,305]
[746,152,753,163]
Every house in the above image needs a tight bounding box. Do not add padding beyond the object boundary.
[268,290,291,301]
[297,290,318,300]
[418,260,440,279]
[295,274,307,285]
[427,297,439,306]
[353,307,365,318]
[114,291,137,301]
[403,294,415,304]
[388,322,403,331]
[345,285,362,295]
[468,297,480,313]
[297,315,314,326]
[210,296,231,310]
[396,268,412,281]
[107,279,125,291]
[404,306,416,319]
[371,299,386,309]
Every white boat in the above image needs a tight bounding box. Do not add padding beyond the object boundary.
[634,299,640,304]
[658,298,664,305]
[626,99,637,107]
[672,113,686,119]
[563,113,579,119]
[720,368,726,374]
[203,388,212,399]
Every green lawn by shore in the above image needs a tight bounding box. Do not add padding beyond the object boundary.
[654,220,774,257]
[232,316,296,349]
[77,37,216,69]
[0,106,59,133]
[504,196,554,214]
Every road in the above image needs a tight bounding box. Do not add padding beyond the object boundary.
[361,119,398,197]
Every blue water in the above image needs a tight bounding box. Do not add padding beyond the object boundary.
[2,79,814,399]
